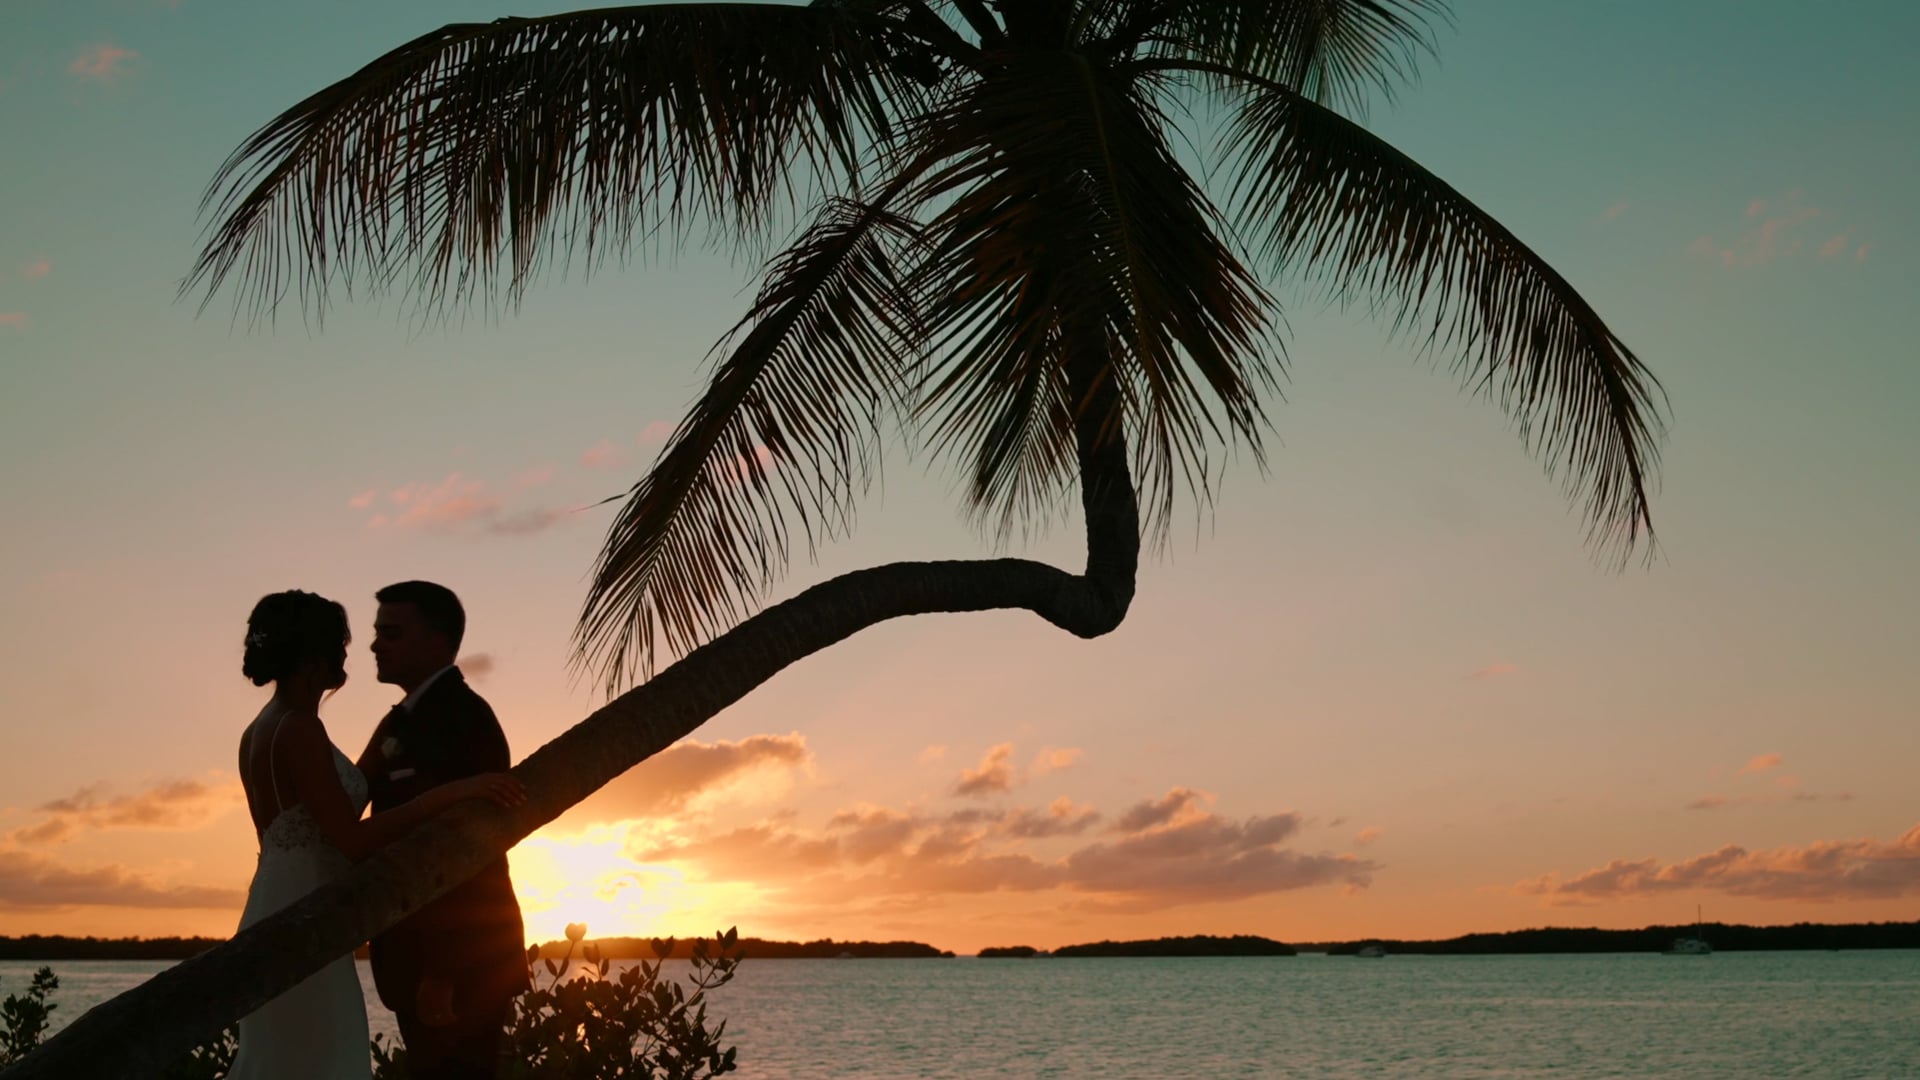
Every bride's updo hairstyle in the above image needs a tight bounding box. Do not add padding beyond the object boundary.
[242,590,351,688]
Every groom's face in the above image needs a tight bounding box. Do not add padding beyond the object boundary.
[371,601,453,690]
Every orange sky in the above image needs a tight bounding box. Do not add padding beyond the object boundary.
[3,2,1917,954]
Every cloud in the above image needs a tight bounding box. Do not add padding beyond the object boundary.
[1686,790,1851,811]
[385,473,502,529]
[7,777,239,847]
[0,313,27,329]
[1598,201,1629,222]
[633,787,1372,913]
[1032,747,1082,776]
[1818,234,1850,260]
[580,439,629,471]
[0,849,242,910]
[637,420,675,446]
[1691,191,1840,269]
[69,44,138,81]
[558,733,812,826]
[511,466,557,490]
[1354,826,1384,846]
[954,744,1017,797]
[996,798,1101,840]
[22,258,50,279]
[358,471,583,537]
[458,653,495,681]
[1513,823,1920,904]
[1469,662,1517,680]
[1855,243,1872,264]
[1739,753,1784,775]
[1112,788,1207,833]
[485,506,576,535]
[918,745,948,764]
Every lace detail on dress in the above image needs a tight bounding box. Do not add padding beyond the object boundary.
[260,745,368,854]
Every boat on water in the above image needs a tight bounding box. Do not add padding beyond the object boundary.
[1356,944,1387,958]
[1664,905,1713,955]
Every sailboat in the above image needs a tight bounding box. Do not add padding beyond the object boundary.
[1664,904,1713,955]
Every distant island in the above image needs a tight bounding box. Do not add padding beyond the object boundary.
[1308,920,1920,955]
[0,933,951,962]
[0,936,225,961]
[984,935,1297,957]
[531,936,953,960]
[8,921,1918,961]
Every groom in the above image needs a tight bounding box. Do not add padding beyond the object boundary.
[357,580,530,1080]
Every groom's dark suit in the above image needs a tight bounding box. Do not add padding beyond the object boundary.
[362,667,529,1079]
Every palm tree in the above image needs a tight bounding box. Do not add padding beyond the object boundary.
[3,1,1663,1075]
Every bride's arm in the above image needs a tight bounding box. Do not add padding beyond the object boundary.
[273,715,523,861]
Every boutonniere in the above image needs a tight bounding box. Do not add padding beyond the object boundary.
[381,736,403,760]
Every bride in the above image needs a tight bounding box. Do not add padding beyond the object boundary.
[229,590,524,1079]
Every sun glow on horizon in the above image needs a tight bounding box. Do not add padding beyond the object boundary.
[508,823,760,946]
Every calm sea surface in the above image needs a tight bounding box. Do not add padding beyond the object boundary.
[6,951,1919,1078]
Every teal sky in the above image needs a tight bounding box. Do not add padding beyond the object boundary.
[2,2,1916,951]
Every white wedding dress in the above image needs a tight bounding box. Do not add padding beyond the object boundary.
[229,716,374,1079]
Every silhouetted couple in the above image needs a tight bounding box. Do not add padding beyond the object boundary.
[229,581,530,1080]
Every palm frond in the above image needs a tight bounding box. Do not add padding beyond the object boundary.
[185,2,922,321]
[1216,70,1663,559]
[909,53,1278,540]
[1160,0,1445,112]
[575,194,926,692]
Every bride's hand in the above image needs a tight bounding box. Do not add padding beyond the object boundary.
[449,772,527,808]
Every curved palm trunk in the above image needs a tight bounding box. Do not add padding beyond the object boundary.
[1,363,1137,1080]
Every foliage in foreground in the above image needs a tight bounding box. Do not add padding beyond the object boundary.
[5,927,739,1079]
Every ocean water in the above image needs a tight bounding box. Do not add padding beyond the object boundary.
[6,951,1919,1078]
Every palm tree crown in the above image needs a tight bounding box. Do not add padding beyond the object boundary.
[188,0,1664,693]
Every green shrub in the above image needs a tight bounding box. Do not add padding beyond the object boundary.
[5,925,739,1079]
[1,967,59,1065]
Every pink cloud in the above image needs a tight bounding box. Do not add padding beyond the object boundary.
[69,44,138,81]
[1818,234,1850,260]
[0,313,25,329]
[557,733,812,826]
[1469,662,1518,680]
[1693,191,1830,269]
[1686,791,1851,811]
[634,787,1371,912]
[511,465,557,490]
[580,439,628,471]
[22,258,51,279]
[1515,822,1920,903]
[457,653,495,681]
[638,420,675,446]
[7,777,238,847]
[954,744,1017,797]
[357,468,586,537]
[1032,747,1083,775]
[1354,826,1385,846]
[0,849,243,910]
[1855,244,1872,264]
[1599,201,1629,222]
[487,506,576,535]
[1739,752,1784,775]
[1112,788,1209,834]
[918,745,948,764]
[388,473,502,529]
[995,797,1101,840]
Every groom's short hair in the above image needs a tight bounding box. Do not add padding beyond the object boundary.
[376,580,466,652]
